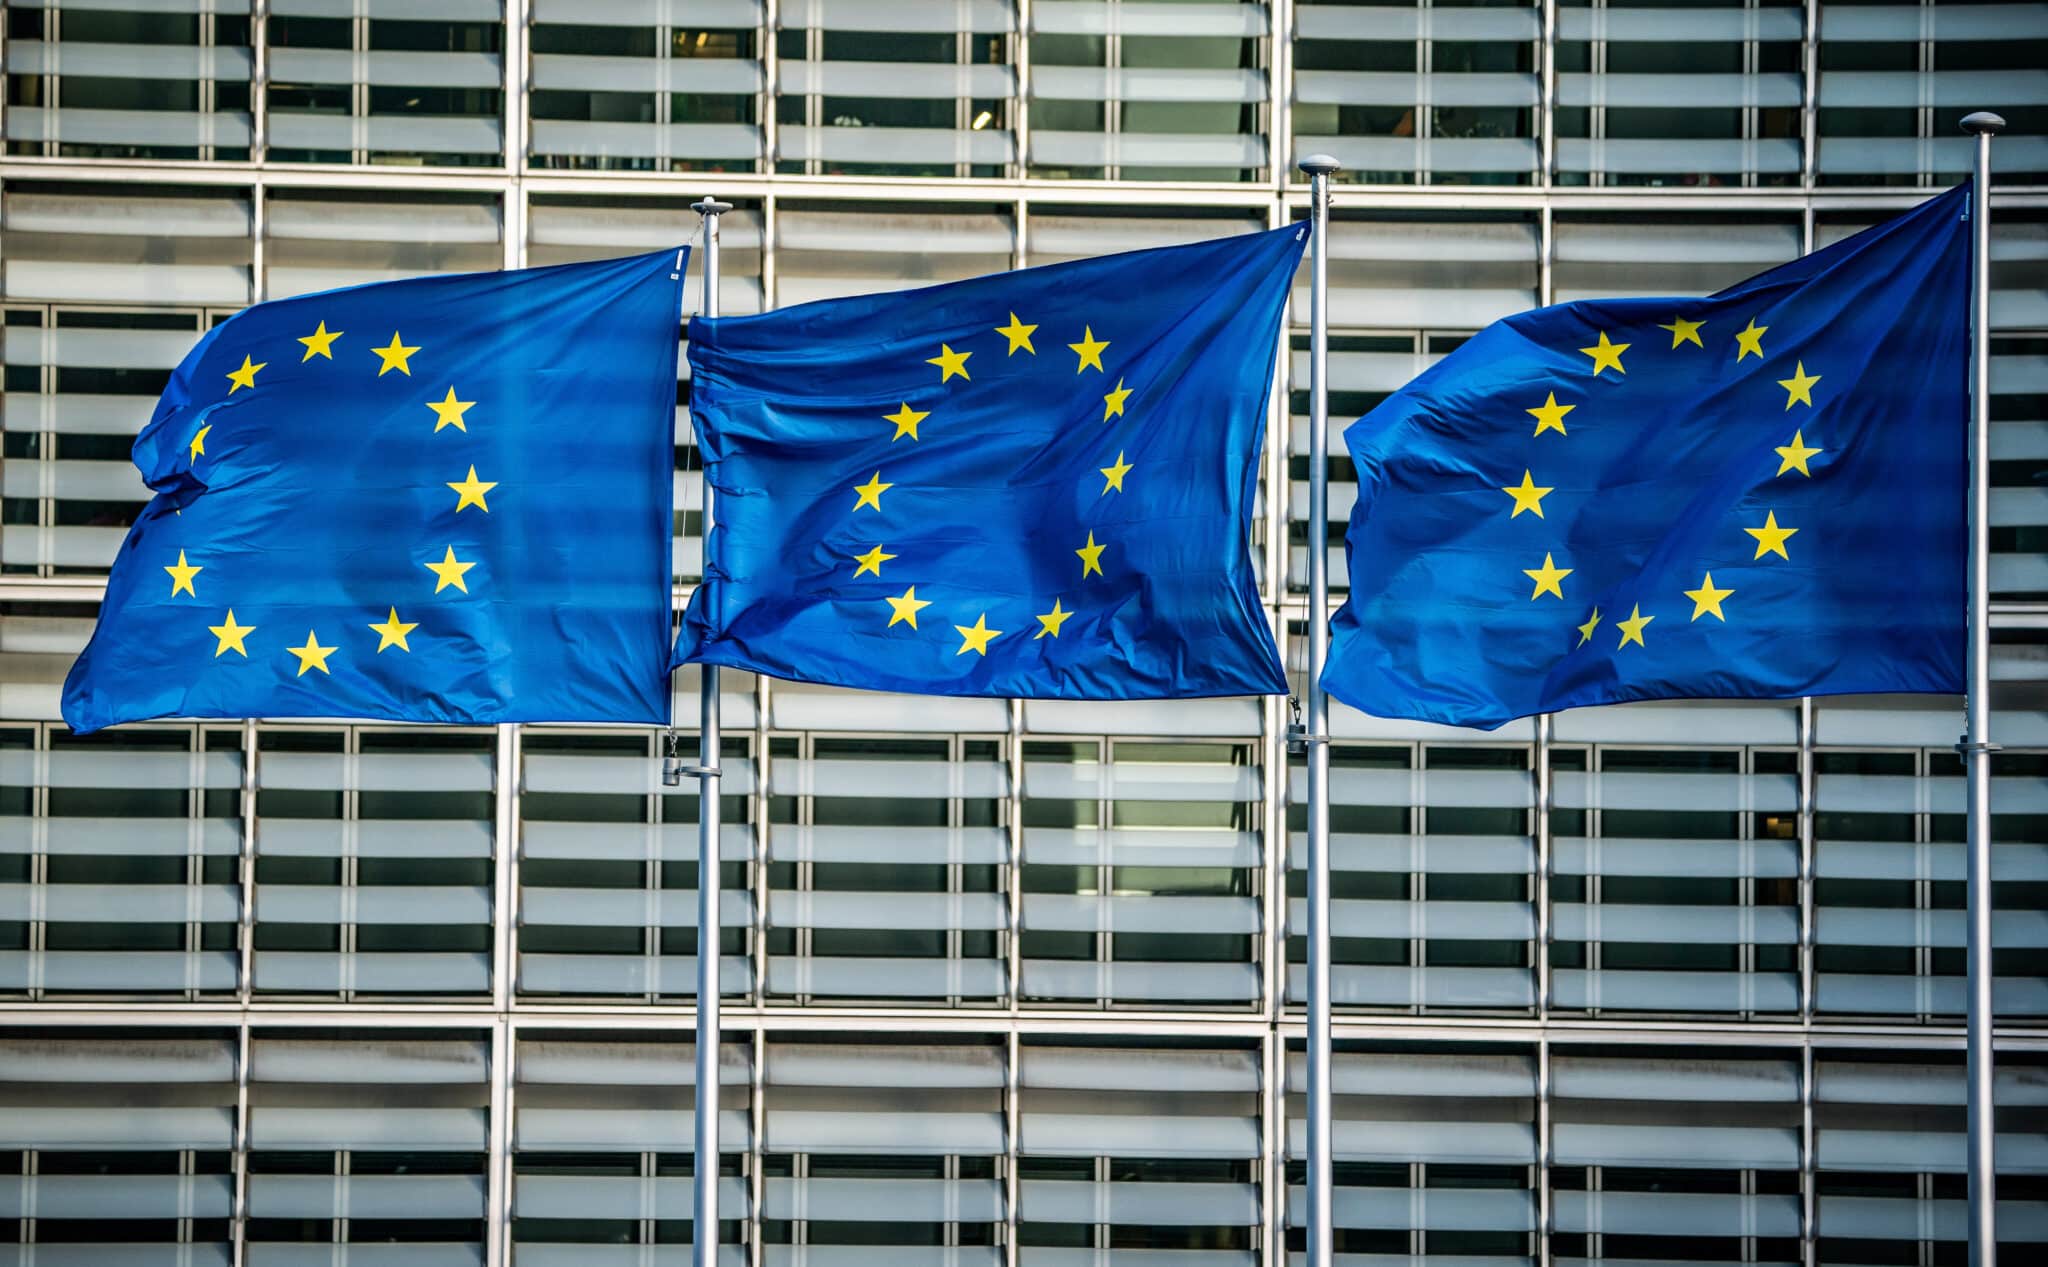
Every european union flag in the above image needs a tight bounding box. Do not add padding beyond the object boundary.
[1325,187,1972,730]
[675,225,1307,699]
[63,249,688,733]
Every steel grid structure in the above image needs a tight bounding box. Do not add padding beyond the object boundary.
[0,1,2045,1265]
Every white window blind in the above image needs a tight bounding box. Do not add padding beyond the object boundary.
[1291,1,1540,186]
[1550,215,1802,303]
[517,728,756,1000]
[1,310,200,577]
[262,190,502,299]
[253,729,495,996]
[1286,742,1537,1011]
[772,202,1014,307]
[245,1033,489,1264]
[1284,1044,1535,1260]
[1550,725,1801,1016]
[0,183,252,307]
[0,726,243,996]
[1022,739,1264,1006]
[762,1038,1005,1267]
[2,0,253,164]
[1027,1,1268,181]
[1023,1041,1260,1264]
[1816,3,2048,185]
[1555,4,1805,187]
[266,0,506,167]
[778,0,1015,178]
[766,734,1008,1003]
[1812,697,2048,1020]
[529,0,764,174]
[0,1031,237,1264]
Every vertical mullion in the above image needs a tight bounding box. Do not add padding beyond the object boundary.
[232,1020,252,1267]
[486,1017,511,1267]
[1540,0,1557,186]
[1005,1026,1021,1267]
[1800,1039,1817,1267]
[493,724,517,1012]
[1800,0,1819,189]
[750,1027,768,1267]
[755,677,773,1009]
[239,721,258,1007]
[760,0,779,177]
[1007,697,1024,1012]
[1015,0,1032,179]
[1537,1034,1552,1267]
[1799,696,1815,1024]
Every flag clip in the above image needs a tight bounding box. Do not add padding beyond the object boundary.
[1286,697,1326,753]
[1955,737,2003,756]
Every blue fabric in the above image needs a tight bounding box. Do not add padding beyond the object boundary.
[63,248,688,733]
[676,224,1306,699]
[1324,186,1973,730]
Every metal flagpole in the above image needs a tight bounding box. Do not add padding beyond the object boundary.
[1297,152,1340,1267]
[690,195,733,1267]
[1960,109,2004,1267]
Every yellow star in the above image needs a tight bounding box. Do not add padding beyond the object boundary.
[1734,318,1768,363]
[1775,430,1823,478]
[425,545,477,593]
[1099,451,1133,495]
[368,607,418,653]
[1522,552,1571,600]
[1576,607,1601,648]
[208,609,255,658]
[1102,377,1132,421]
[1527,392,1575,437]
[1034,598,1072,640]
[1616,604,1653,649]
[852,544,896,577]
[852,470,893,512]
[427,387,474,433]
[1579,332,1628,377]
[995,312,1038,355]
[1659,316,1705,349]
[1684,572,1734,622]
[447,465,497,513]
[373,332,420,377]
[927,344,971,383]
[1501,469,1553,519]
[297,321,343,361]
[954,612,1002,656]
[225,354,266,394]
[885,403,928,442]
[1068,326,1109,374]
[1076,531,1106,578]
[189,424,211,461]
[1745,510,1798,561]
[164,550,202,597]
[885,586,932,629]
[1777,361,1821,410]
[287,630,337,677]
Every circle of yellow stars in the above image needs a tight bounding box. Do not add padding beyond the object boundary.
[177,320,498,676]
[857,312,1137,657]
[1500,312,1824,654]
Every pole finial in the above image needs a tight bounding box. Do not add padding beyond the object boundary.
[692,197,735,216]
[1297,153,1342,179]
[1961,112,2007,136]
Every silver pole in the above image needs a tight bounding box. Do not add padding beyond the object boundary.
[691,194,733,1267]
[1297,152,1340,1267]
[1960,110,2004,1267]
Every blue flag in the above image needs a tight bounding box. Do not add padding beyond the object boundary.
[675,225,1307,699]
[1324,186,1972,730]
[63,249,688,733]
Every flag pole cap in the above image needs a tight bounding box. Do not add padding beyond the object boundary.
[692,197,735,216]
[1297,154,1342,178]
[1961,112,2006,136]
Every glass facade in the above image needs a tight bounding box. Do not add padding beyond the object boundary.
[1,1,2046,1263]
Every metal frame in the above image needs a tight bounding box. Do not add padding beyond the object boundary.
[0,5,2041,1263]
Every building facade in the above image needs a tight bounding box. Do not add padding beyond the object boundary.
[1,0,2046,1263]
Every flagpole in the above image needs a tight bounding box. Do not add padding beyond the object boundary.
[1960,110,2004,1267]
[1297,151,1340,1267]
[690,194,733,1267]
